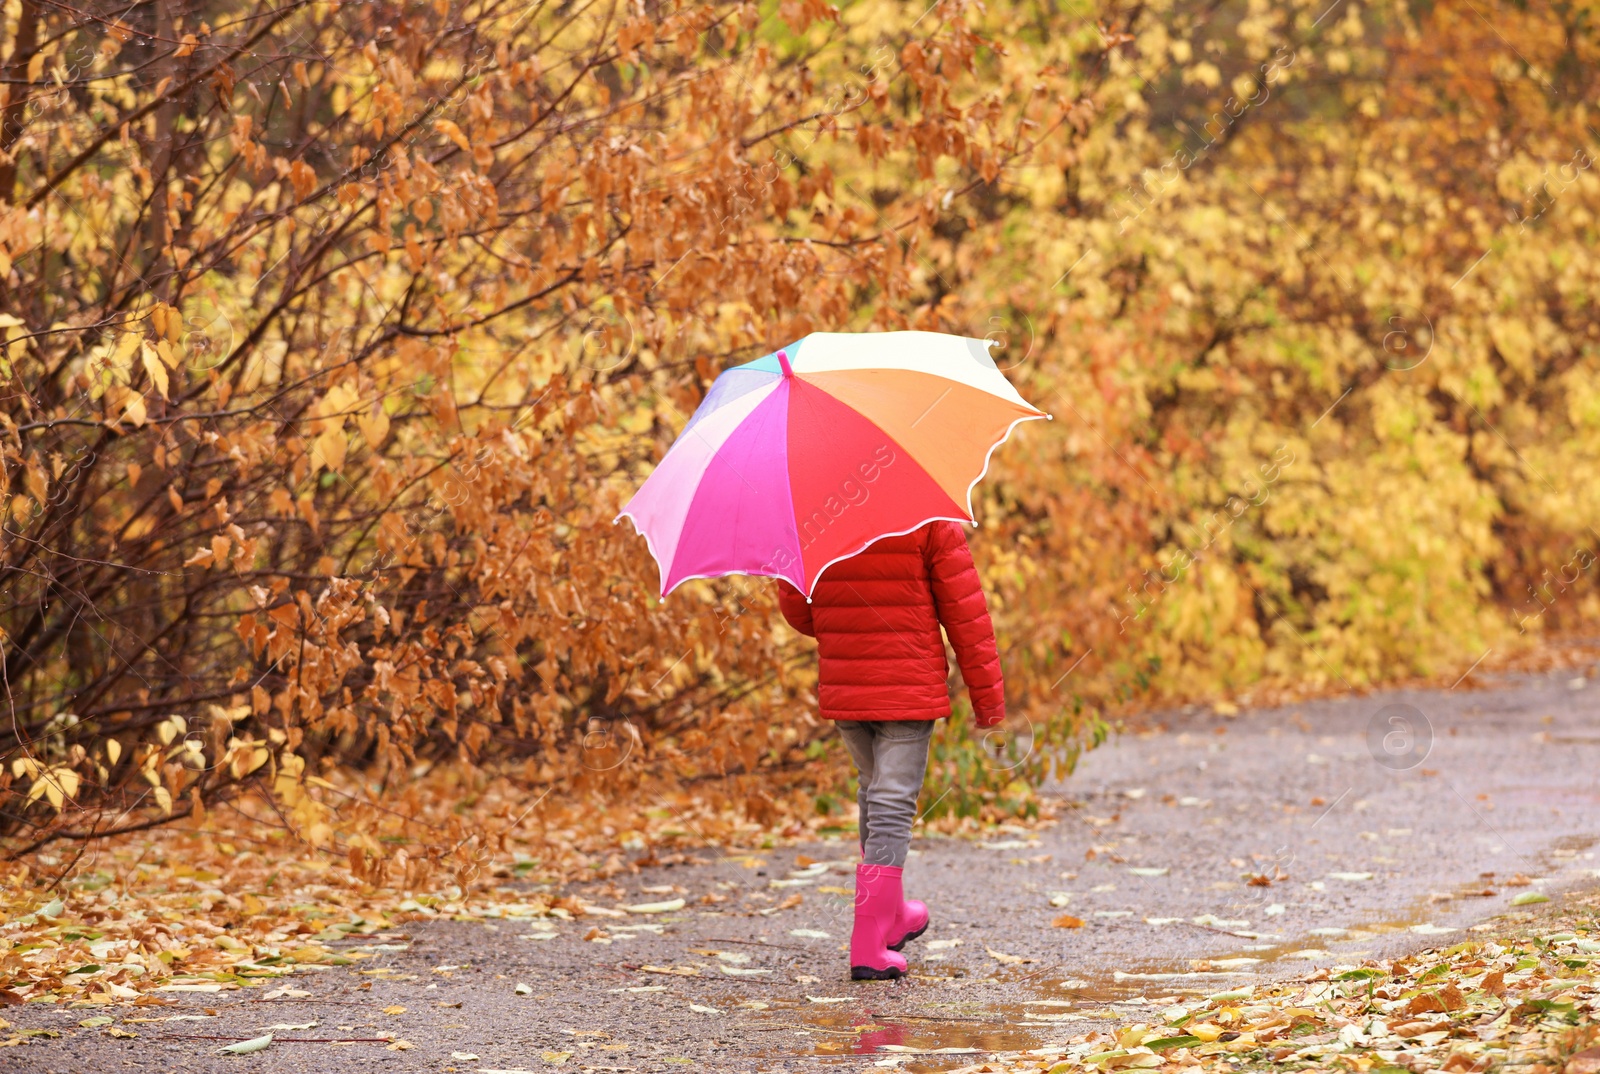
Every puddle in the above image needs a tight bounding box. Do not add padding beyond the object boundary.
[753,971,1215,1069]
[756,999,1077,1071]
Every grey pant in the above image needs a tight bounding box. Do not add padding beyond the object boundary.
[836,720,935,869]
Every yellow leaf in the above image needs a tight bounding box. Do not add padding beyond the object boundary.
[109,332,141,375]
[157,339,182,368]
[153,786,173,815]
[55,768,80,799]
[986,947,1034,965]
[358,409,390,450]
[121,390,147,428]
[382,1005,406,1015]
[106,739,122,765]
[184,547,216,568]
[435,119,472,152]
[314,428,347,472]
[140,342,169,399]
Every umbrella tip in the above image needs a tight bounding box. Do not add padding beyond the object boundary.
[777,349,793,378]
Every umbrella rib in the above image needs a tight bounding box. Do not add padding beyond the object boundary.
[909,385,954,428]
[689,424,758,495]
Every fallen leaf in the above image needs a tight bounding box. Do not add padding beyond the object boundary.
[1208,987,1254,1002]
[514,982,533,995]
[624,898,685,914]
[639,965,700,977]
[1328,872,1374,881]
[1391,1019,1452,1038]
[386,1039,413,1051]
[541,1050,573,1064]
[689,1004,722,1014]
[221,1033,273,1054]
[451,1053,480,1061]
[689,948,747,963]
[878,1045,980,1054]
[1127,867,1169,877]
[719,965,771,976]
[807,996,853,1003]
[1512,891,1551,905]
[158,983,226,993]
[576,902,627,918]
[260,1021,318,1031]
[789,929,831,939]
[987,947,1035,965]
[1053,914,1086,929]
[107,1027,138,1039]
[79,1016,114,1027]
[382,1005,406,1015]
[1565,1047,1600,1074]
[260,986,311,1000]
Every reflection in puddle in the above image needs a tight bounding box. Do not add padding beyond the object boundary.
[760,1002,1054,1069]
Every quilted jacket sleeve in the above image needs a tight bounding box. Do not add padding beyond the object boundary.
[775,579,816,637]
[925,522,1006,725]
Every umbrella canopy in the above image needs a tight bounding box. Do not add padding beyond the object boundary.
[616,331,1048,598]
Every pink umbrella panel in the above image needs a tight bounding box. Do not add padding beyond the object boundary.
[617,332,1047,598]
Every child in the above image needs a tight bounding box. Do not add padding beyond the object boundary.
[777,520,1006,980]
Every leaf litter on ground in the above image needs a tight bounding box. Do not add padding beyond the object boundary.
[928,890,1600,1074]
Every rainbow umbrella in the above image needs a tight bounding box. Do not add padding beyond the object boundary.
[616,331,1048,598]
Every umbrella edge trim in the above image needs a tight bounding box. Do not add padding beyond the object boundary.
[613,509,808,600]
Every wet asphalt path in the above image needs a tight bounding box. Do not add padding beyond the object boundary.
[12,669,1600,1073]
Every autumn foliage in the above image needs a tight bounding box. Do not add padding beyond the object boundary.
[2,0,1598,878]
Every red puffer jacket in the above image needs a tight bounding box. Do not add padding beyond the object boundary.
[776,521,1006,725]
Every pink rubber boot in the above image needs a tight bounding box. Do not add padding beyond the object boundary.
[850,863,909,980]
[859,844,929,952]
[889,892,929,952]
